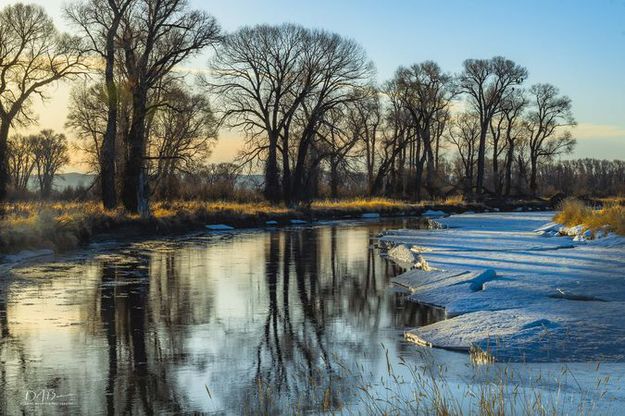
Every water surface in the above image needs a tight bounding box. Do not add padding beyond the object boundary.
[0,218,445,414]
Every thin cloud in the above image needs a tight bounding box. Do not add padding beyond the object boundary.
[573,123,625,139]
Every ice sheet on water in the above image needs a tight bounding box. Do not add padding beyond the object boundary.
[387,244,430,270]
[384,211,625,362]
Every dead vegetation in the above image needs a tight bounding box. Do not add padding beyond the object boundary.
[554,198,625,236]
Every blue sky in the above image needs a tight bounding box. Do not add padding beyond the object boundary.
[7,0,625,166]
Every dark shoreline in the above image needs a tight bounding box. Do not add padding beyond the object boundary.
[1,199,553,266]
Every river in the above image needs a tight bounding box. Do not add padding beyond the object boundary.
[1,216,624,415]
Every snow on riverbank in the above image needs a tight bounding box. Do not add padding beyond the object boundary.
[381,211,625,362]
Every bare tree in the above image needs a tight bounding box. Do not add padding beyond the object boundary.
[459,57,527,197]
[367,79,414,196]
[286,31,373,203]
[525,83,576,196]
[30,130,70,198]
[0,3,87,201]
[213,24,372,204]
[447,112,481,195]
[316,100,365,198]
[351,87,381,193]
[66,83,109,173]
[7,134,36,193]
[394,61,455,200]
[118,0,220,216]
[500,90,528,196]
[66,0,134,209]
[149,84,218,199]
[211,24,312,203]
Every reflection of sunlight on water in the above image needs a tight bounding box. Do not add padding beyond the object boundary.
[0,218,623,414]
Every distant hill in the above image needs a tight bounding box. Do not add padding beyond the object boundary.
[54,173,97,190]
[25,172,261,192]
[27,172,96,191]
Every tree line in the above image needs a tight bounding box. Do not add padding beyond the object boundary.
[214,26,577,204]
[0,1,598,216]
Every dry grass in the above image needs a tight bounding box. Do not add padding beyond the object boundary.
[231,346,610,415]
[310,197,415,212]
[554,198,625,236]
[311,196,466,212]
[0,198,421,254]
[0,195,513,255]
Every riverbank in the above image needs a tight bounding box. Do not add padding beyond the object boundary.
[0,198,551,259]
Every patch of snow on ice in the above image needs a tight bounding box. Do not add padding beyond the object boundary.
[206,224,234,231]
[387,244,431,270]
[422,209,448,218]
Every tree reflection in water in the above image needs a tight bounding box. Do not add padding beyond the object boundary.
[0,219,444,415]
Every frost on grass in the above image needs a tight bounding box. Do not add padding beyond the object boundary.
[383,211,625,362]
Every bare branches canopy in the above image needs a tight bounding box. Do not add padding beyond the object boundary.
[0,3,87,200]
[211,23,373,204]
[0,2,582,207]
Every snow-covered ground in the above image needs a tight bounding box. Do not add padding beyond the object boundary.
[381,211,625,362]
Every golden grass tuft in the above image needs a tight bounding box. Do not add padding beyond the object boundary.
[310,197,413,211]
[554,198,625,236]
[553,198,594,226]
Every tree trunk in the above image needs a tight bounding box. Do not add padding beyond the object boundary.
[330,156,338,198]
[0,121,9,202]
[424,128,436,199]
[530,157,538,197]
[504,143,514,196]
[492,140,500,197]
[475,123,488,198]
[290,128,314,203]
[41,175,53,199]
[264,132,281,203]
[415,152,427,202]
[281,136,291,205]
[122,88,150,217]
[101,24,119,210]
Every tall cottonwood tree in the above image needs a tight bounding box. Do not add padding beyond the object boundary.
[447,112,481,195]
[118,0,220,216]
[213,24,372,204]
[0,3,86,202]
[525,83,576,196]
[500,90,527,196]
[394,61,455,200]
[211,24,312,203]
[66,0,134,209]
[286,32,372,202]
[459,57,527,197]
[149,84,218,199]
